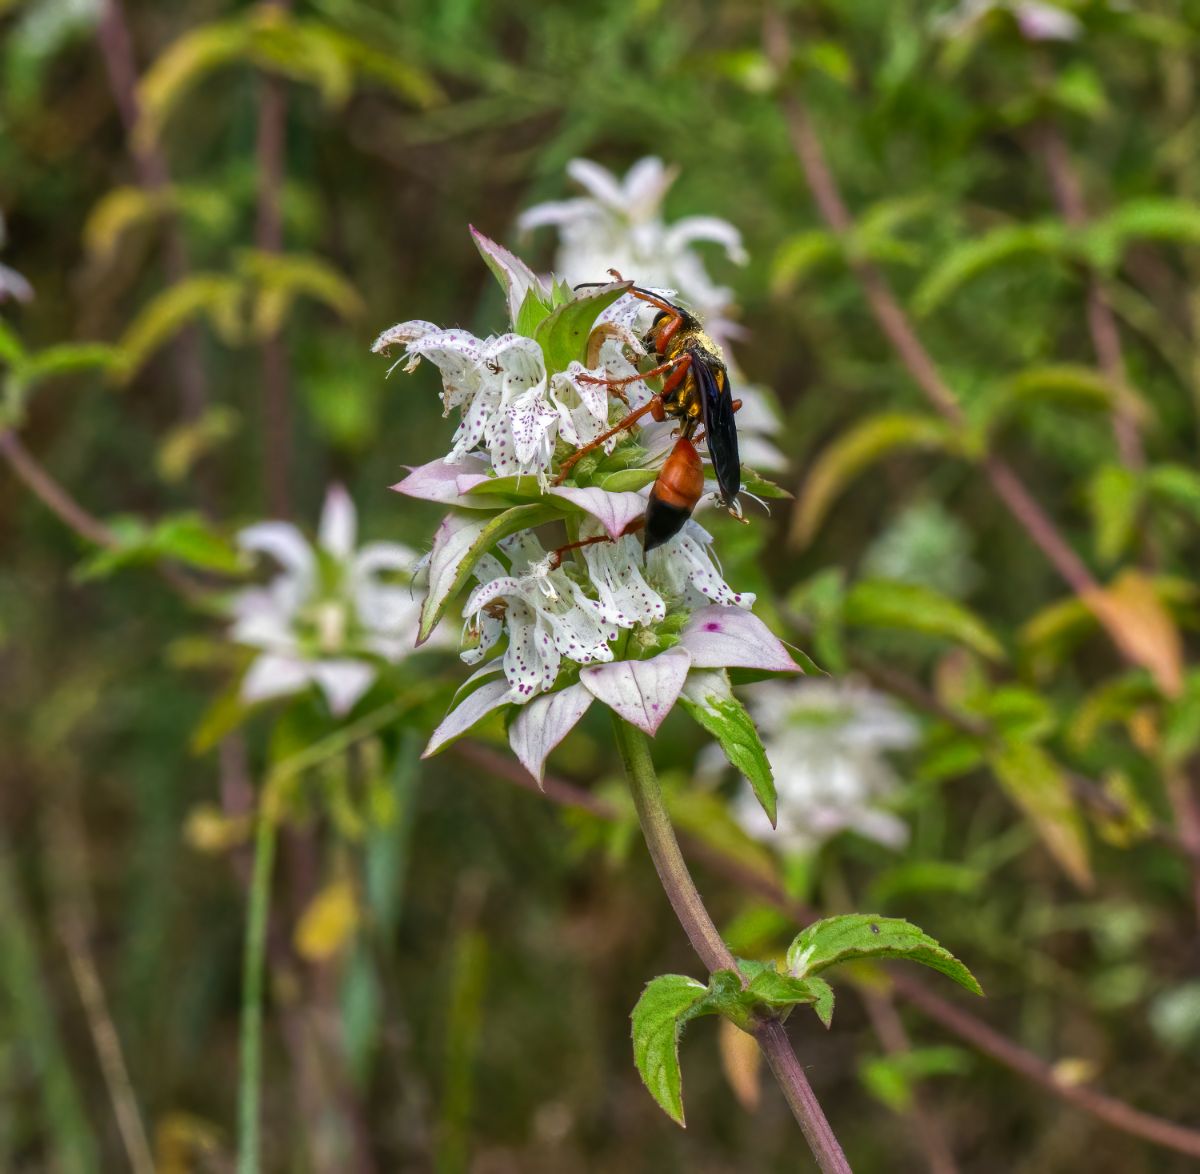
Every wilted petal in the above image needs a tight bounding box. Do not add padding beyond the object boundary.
[471,226,550,324]
[310,659,377,716]
[580,647,692,735]
[548,486,647,541]
[404,328,487,410]
[508,683,594,783]
[241,652,312,705]
[391,456,490,504]
[372,319,440,355]
[318,484,357,561]
[680,606,802,673]
[424,677,513,757]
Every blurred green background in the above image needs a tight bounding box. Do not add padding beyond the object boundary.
[3,1,1200,1170]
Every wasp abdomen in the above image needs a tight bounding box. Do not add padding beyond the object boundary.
[644,437,704,553]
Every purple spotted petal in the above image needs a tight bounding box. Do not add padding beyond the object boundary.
[580,647,692,735]
[423,678,512,757]
[548,486,647,541]
[680,606,802,673]
[391,456,489,505]
[508,683,594,784]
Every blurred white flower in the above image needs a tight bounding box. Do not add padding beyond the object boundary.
[0,213,33,304]
[937,0,1081,42]
[518,158,787,472]
[230,485,437,715]
[729,681,918,854]
[861,500,980,600]
[519,157,746,330]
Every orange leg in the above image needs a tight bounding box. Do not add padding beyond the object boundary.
[549,516,647,568]
[553,395,665,484]
[576,352,689,390]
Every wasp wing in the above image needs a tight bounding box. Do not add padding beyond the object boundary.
[692,350,741,504]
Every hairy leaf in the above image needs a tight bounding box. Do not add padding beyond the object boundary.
[630,974,710,1126]
[786,914,982,996]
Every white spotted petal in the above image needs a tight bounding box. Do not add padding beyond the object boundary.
[580,647,692,735]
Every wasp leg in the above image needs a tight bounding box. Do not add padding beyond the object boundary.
[552,394,668,484]
[576,352,689,391]
[549,532,617,569]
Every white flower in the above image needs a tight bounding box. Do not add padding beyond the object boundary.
[729,681,918,854]
[519,157,745,340]
[461,530,621,698]
[519,161,787,473]
[230,485,438,715]
[937,0,1081,42]
[647,520,755,610]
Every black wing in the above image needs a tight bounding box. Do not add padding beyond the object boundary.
[692,349,740,505]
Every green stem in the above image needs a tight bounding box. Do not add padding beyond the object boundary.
[610,716,852,1173]
[237,808,277,1174]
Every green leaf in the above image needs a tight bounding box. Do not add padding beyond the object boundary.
[630,974,710,1126]
[861,1046,971,1113]
[1147,464,1200,523]
[771,230,839,294]
[117,274,243,381]
[1087,464,1141,566]
[0,320,28,367]
[679,670,776,825]
[238,249,364,336]
[786,914,982,996]
[418,503,561,643]
[590,467,658,492]
[844,578,1005,661]
[21,343,120,384]
[741,467,791,500]
[150,514,245,574]
[1085,198,1200,270]
[744,966,834,1029]
[983,364,1147,433]
[987,741,1092,889]
[792,413,961,547]
[514,285,553,338]
[533,280,630,372]
[914,222,1069,316]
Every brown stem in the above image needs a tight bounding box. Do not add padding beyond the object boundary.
[609,718,851,1172]
[0,429,115,546]
[462,741,1200,1161]
[97,0,209,427]
[1033,119,1143,471]
[765,14,1105,603]
[861,992,960,1174]
[255,1,294,518]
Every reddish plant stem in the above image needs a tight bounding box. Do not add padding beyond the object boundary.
[1033,120,1144,471]
[96,0,209,427]
[609,718,852,1172]
[0,429,114,547]
[255,0,294,519]
[458,740,1200,1161]
[776,81,1100,597]
[861,992,960,1174]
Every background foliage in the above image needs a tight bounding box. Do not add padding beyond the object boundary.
[3,0,1200,1170]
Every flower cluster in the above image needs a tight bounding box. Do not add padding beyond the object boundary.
[727,681,918,854]
[375,229,801,785]
[229,485,439,715]
[519,157,785,472]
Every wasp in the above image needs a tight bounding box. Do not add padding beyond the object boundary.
[554,278,742,553]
